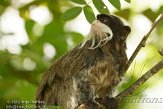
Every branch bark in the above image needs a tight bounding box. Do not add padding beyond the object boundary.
[124,13,163,73]
[115,59,163,102]
[114,13,163,104]
[94,14,163,108]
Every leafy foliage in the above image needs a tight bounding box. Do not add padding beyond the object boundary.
[92,0,110,14]
[70,0,86,5]
[83,5,96,23]
[61,0,123,23]
[61,7,82,21]
[125,0,131,3]
[108,0,121,10]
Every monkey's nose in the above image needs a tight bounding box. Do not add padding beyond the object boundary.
[96,20,99,23]
[92,20,100,25]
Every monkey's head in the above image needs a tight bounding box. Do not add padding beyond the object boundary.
[80,14,131,49]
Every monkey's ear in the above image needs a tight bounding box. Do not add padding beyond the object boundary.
[123,26,131,36]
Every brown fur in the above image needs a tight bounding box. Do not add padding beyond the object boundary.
[36,14,131,109]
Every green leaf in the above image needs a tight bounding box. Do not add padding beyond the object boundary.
[70,0,86,4]
[83,5,96,24]
[40,21,68,59]
[61,7,82,21]
[125,0,130,3]
[0,0,9,6]
[92,0,109,14]
[25,20,36,42]
[68,32,84,44]
[114,9,130,20]
[108,0,121,10]
[143,9,158,22]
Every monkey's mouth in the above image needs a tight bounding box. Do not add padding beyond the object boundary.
[80,20,113,49]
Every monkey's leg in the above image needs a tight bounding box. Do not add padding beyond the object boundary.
[73,74,99,109]
[104,97,118,109]
[95,97,118,109]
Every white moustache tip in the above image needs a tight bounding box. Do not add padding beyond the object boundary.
[106,28,113,40]
[102,27,113,40]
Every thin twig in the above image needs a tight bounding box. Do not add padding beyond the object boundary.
[124,13,163,73]
[116,59,163,102]
[98,14,163,108]
[114,13,163,104]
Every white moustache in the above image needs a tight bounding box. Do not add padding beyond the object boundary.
[91,20,113,39]
[80,20,113,49]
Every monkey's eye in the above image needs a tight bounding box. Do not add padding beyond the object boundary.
[99,18,107,23]
[100,19,107,22]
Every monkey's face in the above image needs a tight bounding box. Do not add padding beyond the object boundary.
[97,14,130,34]
[96,14,131,42]
[80,14,131,49]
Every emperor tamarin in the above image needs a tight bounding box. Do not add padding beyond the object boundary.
[36,14,131,109]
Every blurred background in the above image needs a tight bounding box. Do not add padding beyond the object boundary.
[0,0,163,109]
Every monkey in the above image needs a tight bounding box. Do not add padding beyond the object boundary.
[36,14,131,109]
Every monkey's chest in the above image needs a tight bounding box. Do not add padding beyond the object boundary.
[88,59,120,97]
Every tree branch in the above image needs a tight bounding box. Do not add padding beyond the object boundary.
[115,59,163,102]
[124,13,163,73]
[96,14,163,108]
[114,13,163,103]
